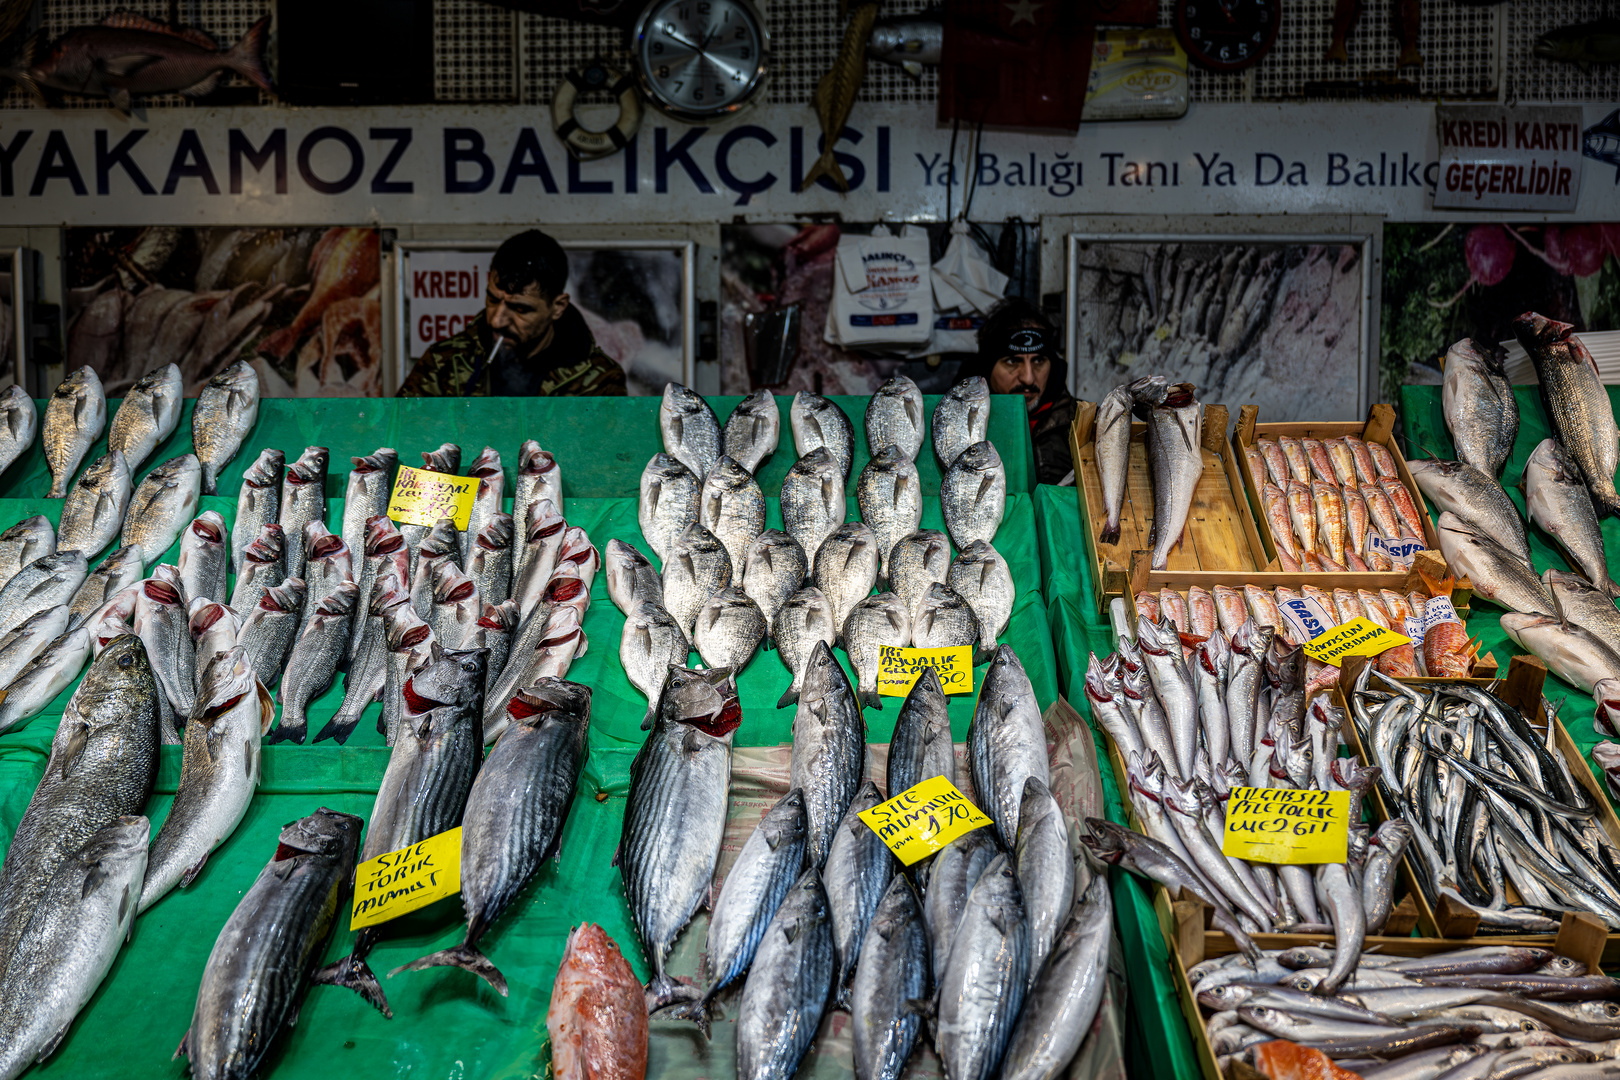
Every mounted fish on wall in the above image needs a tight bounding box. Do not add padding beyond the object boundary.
[64,226,384,398]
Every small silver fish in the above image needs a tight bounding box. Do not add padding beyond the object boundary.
[56,451,130,559]
[177,512,229,607]
[843,591,912,710]
[774,586,837,708]
[864,374,926,462]
[191,359,261,496]
[933,377,990,471]
[661,382,723,480]
[722,389,781,475]
[121,453,201,560]
[107,362,182,476]
[693,585,766,673]
[639,452,701,565]
[791,391,855,481]
[0,385,38,480]
[700,456,766,573]
[43,366,107,498]
[232,449,282,578]
[740,530,806,638]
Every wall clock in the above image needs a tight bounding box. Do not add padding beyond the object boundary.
[1174,0,1280,71]
[631,0,771,122]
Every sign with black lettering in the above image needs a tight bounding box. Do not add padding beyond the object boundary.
[1222,787,1350,864]
[351,827,462,930]
[857,777,992,865]
[1435,105,1583,212]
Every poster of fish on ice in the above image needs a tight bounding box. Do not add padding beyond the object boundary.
[63,226,382,397]
[1066,238,1369,422]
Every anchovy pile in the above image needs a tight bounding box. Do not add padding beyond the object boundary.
[620,380,1012,715]
[1188,943,1620,1075]
[1348,667,1620,933]
[1244,430,1423,573]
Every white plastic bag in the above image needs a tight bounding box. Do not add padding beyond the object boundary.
[824,224,934,349]
[924,219,1009,355]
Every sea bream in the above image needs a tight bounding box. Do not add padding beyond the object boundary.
[722,388,781,475]
[0,385,37,480]
[1442,337,1518,477]
[1516,311,1620,517]
[43,366,107,499]
[740,530,806,636]
[933,376,990,471]
[0,605,69,691]
[0,515,56,590]
[0,550,87,637]
[639,452,701,566]
[700,455,766,573]
[843,592,912,711]
[773,586,838,708]
[780,446,846,563]
[864,374,926,462]
[192,359,261,496]
[940,441,1007,550]
[791,390,855,480]
[661,382,723,480]
[56,450,131,559]
[122,453,202,561]
[107,362,182,475]
[857,445,923,585]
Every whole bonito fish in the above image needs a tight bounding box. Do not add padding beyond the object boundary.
[792,390,855,480]
[1442,338,1518,477]
[0,550,87,636]
[278,446,329,579]
[924,827,1001,979]
[935,853,1029,1080]
[43,366,107,498]
[0,385,37,480]
[192,359,261,496]
[949,540,1014,661]
[1001,876,1113,1080]
[934,377,990,471]
[68,544,141,632]
[699,790,808,1017]
[0,815,148,1080]
[546,925,649,1080]
[134,574,196,727]
[122,453,201,560]
[638,452,700,565]
[694,585,766,672]
[57,450,131,558]
[231,449,282,577]
[0,605,68,689]
[851,876,929,1080]
[736,869,836,1080]
[773,586,837,707]
[741,530,805,635]
[317,647,488,1016]
[229,522,285,616]
[0,635,158,977]
[619,666,738,1013]
[1525,438,1620,596]
[1407,458,1529,563]
[701,455,766,572]
[662,382,723,480]
[622,600,691,729]
[1515,311,1620,517]
[1013,777,1074,989]
[340,449,397,568]
[865,374,926,462]
[239,578,304,690]
[723,388,780,475]
[606,539,662,616]
[1142,383,1204,570]
[843,591,912,710]
[858,445,923,585]
[179,809,363,1079]
[890,529,953,620]
[178,512,229,606]
[826,781,895,1008]
[396,678,590,994]
[1094,382,1135,545]
[140,647,267,911]
[0,514,56,588]
[463,446,504,565]
[468,513,514,608]
[1435,512,1554,614]
[792,641,866,867]
[941,441,1008,549]
[662,523,732,638]
[970,645,1050,848]
[108,362,182,475]
[888,667,953,796]
[780,446,846,562]
[511,441,561,582]
[815,520,880,635]
[0,627,92,734]
[271,583,358,745]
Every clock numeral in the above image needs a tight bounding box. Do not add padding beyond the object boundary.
[676,5,688,19]
[674,80,684,91]
[735,26,746,38]
[1219,44,1230,58]
[1190,25,1200,36]
[697,1,710,12]
[1252,30,1261,40]
[659,64,671,77]
[732,70,744,81]
[694,88,705,100]
[652,41,664,53]
[737,45,751,58]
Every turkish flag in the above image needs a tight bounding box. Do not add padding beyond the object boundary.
[939,0,1097,132]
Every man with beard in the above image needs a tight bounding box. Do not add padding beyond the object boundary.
[955,298,1076,484]
[399,229,626,397]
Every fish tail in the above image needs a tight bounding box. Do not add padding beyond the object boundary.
[972,642,996,666]
[657,993,714,1038]
[228,15,274,92]
[1099,516,1121,545]
[313,954,393,1018]
[644,973,705,1028]
[799,149,850,194]
[777,685,799,709]
[389,942,508,997]
[264,711,306,744]
[641,703,656,730]
[313,709,359,745]
[1595,488,1620,521]
[860,689,884,711]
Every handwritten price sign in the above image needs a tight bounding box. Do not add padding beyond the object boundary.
[387,466,477,531]
[1221,787,1350,865]
[1300,617,1410,668]
[858,776,991,865]
[350,827,462,930]
[876,645,974,697]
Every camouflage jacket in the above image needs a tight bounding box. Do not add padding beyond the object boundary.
[398,308,626,397]
[1030,395,1077,485]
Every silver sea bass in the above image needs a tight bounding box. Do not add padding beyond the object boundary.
[43,366,107,499]
[191,359,261,496]
[1142,382,1204,570]
[67,544,141,632]
[1442,337,1518,478]
[340,449,397,569]
[278,446,329,579]
[606,538,662,616]
[1515,312,1620,517]
[0,627,93,734]
[271,583,358,745]
[1407,458,1529,564]
[178,512,229,606]
[463,446,504,565]
[232,449,282,578]
[107,362,182,475]
[1524,438,1620,597]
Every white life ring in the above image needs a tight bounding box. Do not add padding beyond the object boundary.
[551,62,643,161]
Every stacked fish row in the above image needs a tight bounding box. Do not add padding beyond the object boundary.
[621,379,1014,716]
[1346,666,1620,935]
[1184,943,1620,1075]
[618,638,1110,1080]
[1085,612,1394,986]
[1244,429,1426,573]
[1432,320,1620,707]
[1094,376,1210,571]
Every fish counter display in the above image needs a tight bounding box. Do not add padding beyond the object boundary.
[0,380,1110,1080]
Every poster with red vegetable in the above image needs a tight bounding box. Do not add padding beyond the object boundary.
[1381,222,1620,395]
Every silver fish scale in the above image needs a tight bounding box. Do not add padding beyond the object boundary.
[239,581,305,689]
[923,828,1001,981]
[639,453,702,565]
[1408,459,1529,564]
[700,456,766,573]
[722,389,781,475]
[844,592,912,711]
[814,521,880,638]
[192,360,261,496]
[791,643,866,868]
[1143,388,1204,570]
[0,386,37,480]
[851,876,929,1080]
[693,585,766,673]
[780,447,846,566]
[889,529,955,620]
[43,367,107,499]
[941,442,1008,551]
[736,869,835,1080]
[463,447,505,565]
[968,646,1049,849]
[935,854,1029,1080]
[0,551,88,636]
[511,442,560,581]
[1526,440,1619,594]
[705,790,808,995]
[887,668,953,797]
[278,449,330,579]
[857,447,923,583]
[661,383,723,480]
[661,524,733,639]
[121,454,201,561]
[792,391,856,481]
[274,587,357,745]
[740,530,806,632]
[773,587,837,708]
[932,377,990,471]
[182,811,361,1080]
[605,539,663,617]
[824,781,895,1006]
[178,513,230,607]
[468,515,514,610]
[864,375,926,462]
[233,449,283,578]
[948,541,1015,649]
[58,451,130,559]
[913,582,980,651]
[0,516,56,590]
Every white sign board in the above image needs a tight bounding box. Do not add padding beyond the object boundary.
[1434,105,1584,212]
[405,249,484,358]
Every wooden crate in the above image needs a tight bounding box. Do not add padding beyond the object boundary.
[1070,401,1269,614]
[1334,654,1620,959]
[1233,403,1442,571]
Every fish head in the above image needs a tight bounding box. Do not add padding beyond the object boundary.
[260,578,306,613]
[1077,818,1129,863]
[558,528,599,574]
[363,515,405,557]
[422,519,460,556]
[518,439,546,472]
[467,446,502,478]
[1197,984,1257,1012]
[304,522,340,556]
[431,560,476,603]
[275,807,362,864]
[350,447,399,474]
[404,647,489,714]
[420,443,461,474]
[478,600,519,634]
[188,600,240,642]
[475,513,515,552]
[663,664,742,738]
[542,567,588,610]
[245,447,285,487]
[315,581,361,618]
[189,514,226,547]
[504,676,591,732]
[763,789,809,843]
[248,522,286,562]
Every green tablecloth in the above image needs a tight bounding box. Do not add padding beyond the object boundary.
[0,393,1037,502]
[0,394,1059,1080]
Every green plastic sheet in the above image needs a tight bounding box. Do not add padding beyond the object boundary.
[0,394,1058,1080]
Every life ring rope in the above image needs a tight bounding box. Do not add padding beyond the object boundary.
[552,62,643,159]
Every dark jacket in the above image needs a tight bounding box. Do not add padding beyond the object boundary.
[398,306,626,397]
[954,354,1076,485]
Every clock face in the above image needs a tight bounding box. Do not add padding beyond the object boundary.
[1175,0,1280,71]
[634,0,769,121]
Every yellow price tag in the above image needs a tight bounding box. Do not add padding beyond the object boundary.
[351,827,462,930]
[857,776,992,866]
[387,465,477,531]
[877,645,974,697]
[1300,617,1410,668]
[1221,787,1350,865]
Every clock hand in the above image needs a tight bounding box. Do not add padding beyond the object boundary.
[661,25,701,49]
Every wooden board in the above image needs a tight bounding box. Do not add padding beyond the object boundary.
[1070,401,1269,614]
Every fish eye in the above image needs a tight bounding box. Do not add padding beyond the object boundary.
[118,653,133,668]
[462,661,478,673]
